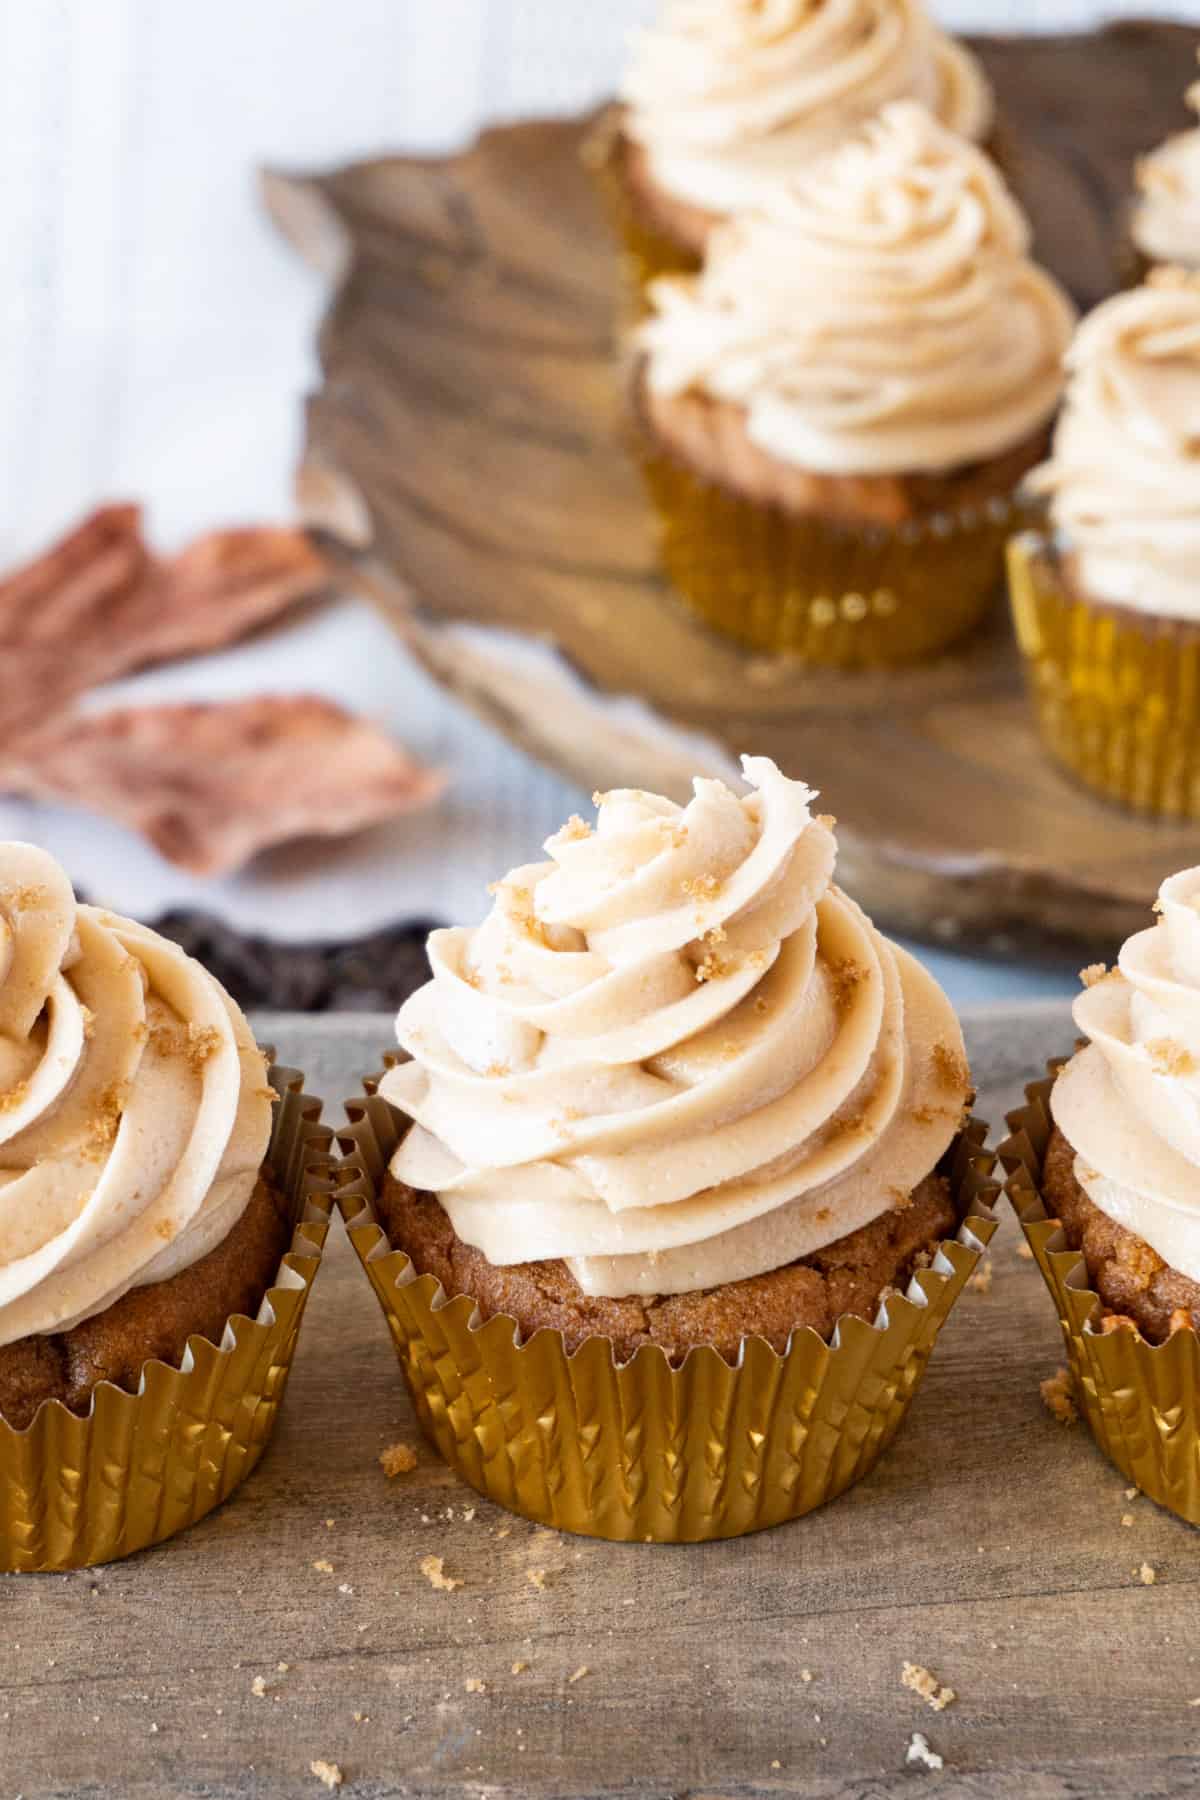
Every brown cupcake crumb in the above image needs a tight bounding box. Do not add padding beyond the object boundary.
[1138,1562,1158,1585]
[310,1762,343,1792]
[379,1441,418,1478]
[901,1663,955,1712]
[420,1555,462,1592]
[1040,1367,1078,1425]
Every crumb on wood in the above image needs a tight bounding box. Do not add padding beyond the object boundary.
[251,1676,267,1699]
[511,1661,529,1675]
[968,1260,993,1295]
[312,1559,335,1574]
[800,1668,813,1683]
[527,1569,547,1591]
[1138,1562,1157,1585]
[906,1731,944,1771]
[901,1663,955,1712]
[464,1677,487,1694]
[1040,1367,1078,1425]
[379,1441,418,1478]
[568,1666,589,1684]
[420,1554,462,1592]
[1016,1241,1034,1260]
[310,1762,343,1792]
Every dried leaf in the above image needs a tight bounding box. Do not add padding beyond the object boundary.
[0,695,444,876]
[0,506,331,745]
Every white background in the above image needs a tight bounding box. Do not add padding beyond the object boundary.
[0,1,1195,992]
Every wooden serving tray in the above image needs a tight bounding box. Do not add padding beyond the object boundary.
[267,22,1200,957]
[8,1003,1200,1800]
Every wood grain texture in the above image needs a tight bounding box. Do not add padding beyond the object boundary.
[269,20,1200,959]
[4,1004,1200,1800]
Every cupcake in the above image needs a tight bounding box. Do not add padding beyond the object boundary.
[634,103,1076,664]
[1002,870,1200,1522]
[603,0,993,290]
[1009,269,1200,818]
[1126,55,1200,283]
[0,843,332,1570]
[338,757,997,1542]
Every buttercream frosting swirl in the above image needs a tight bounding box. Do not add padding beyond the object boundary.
[1030,271,1200,620]
[383,758,970,1300]
[1132,62,1200,268]
[621,0,993,217]
[1053,869,1200,1288]
[0,844,273,1347]
[638,102,1076,476]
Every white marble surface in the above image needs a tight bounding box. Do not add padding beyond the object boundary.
[2,0,1185,1003]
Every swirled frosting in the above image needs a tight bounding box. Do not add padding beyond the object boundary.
[621,0,993,217]
[0,844,273,1347]
[1132,64,1200,268]
[1053,869,1200,1287]
[383,758,970,1299]
[638,103,1075,476]
[1030,271,1200,620]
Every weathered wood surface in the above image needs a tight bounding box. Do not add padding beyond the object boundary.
[269,19,1200,960]
[4,1002,1200,1799]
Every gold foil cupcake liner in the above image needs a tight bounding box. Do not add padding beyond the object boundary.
[1008,531,1200,819]
[0,1063,335,1572]
[1000,1070,1200,1525]
[338,1065,998,1543]
[637,434,1027,666]
[582,110,701,323]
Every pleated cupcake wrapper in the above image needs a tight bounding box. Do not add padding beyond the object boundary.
[1000,1070,1200,1525]
[0,1064,336,1572]
[1008,531,1200,819]
[637,433,1029,666]
[581,110,701,325]
[338,1066,998,1542]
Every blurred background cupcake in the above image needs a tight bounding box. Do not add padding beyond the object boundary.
[633,102,1075,665]
[1126,52,1200,285]
[340,757,996,1541]
[1002,867,1200,1522]
[602,0,993,294]
[1009,268,1200,818]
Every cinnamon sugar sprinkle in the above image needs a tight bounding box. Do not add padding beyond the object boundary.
[931,1042,969,1091]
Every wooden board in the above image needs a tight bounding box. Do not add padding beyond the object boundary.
[266,19,1200,960]
[6,1002,1200,1800]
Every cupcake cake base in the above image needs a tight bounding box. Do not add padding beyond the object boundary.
[377,1169,956,1363]
[0,1169,293,1432]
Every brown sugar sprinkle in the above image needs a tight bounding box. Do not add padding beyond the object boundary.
[681,873,723,902]
[483,1062,511,1080]
[931,1042,969,1092]
[1040,1367,1078,1425]
[557,814,592,842]
[379,1441,418,1478]
[901,1663,955,1712]
[1079,962,1109,988]
[829,958,866,1013]
[0,1080,29,1116]
[459,965,482,990]
[310,1762,343,1792]
[420,1554,462,1592]
[1146,1039,1196,1078]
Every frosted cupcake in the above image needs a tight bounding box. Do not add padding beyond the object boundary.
[0,843,331,1569]
[1003,870,1200,1521]
[1009,270,1200,817]
[339,758,997,1541]
[605,0,992,287]
[1128,56,1200,282]
[635,103,1075,664]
